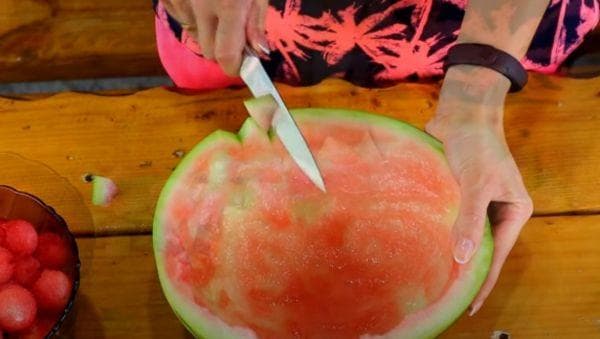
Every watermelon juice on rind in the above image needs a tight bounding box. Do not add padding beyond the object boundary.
[153,106,493,339]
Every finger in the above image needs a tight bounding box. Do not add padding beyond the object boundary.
[214,10,248,76]
[161,0,196,27]
[246,0,270,55]
[195,14,218,60]
[469,198,533,315]
[190,1,218,60]
[453,185,492,264]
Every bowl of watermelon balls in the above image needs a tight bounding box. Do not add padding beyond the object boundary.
[0,185,80,338]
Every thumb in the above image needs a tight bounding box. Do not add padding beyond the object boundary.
[452,187,490,264]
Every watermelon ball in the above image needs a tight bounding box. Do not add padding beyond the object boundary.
[0,284,37,332]
[4,220,38,256]
[35,233,69,269]
[32,270,72,311]
[14,256,42,287]
[0,246,14,284]
[16,315,56,339]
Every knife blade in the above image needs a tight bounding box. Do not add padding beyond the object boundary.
[240,48,326,192]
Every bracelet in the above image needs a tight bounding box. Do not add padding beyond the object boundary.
[444,43,528,92]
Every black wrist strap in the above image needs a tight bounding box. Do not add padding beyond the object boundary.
[445,43,528,92]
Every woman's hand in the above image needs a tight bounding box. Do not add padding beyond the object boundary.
[426,65,533,315]
[161,0,269,76]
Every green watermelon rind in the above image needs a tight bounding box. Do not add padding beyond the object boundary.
[154,130,251,339]
[91,175,118,206]
[239,117,269,141]
[293,108,445,154]
[153,108,493,339]
[381,220,492,339]
[243,94,277,130]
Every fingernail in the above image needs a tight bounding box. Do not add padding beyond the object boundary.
[454,238,474,264]
[258,43,270,55]
[254,37,271,56]
[468,301,482,316]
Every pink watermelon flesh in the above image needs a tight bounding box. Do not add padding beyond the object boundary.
[0,220,75,337]
[0,246,14,284]
[17,315,55,339]
[35,233,70,270]
[32,270,71,312]
[154,108,493,338]
[91,175,119,206]
[4,220,38,256]
[0,284,37,332]
[13,257,42,287]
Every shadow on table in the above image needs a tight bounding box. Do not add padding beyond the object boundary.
[70,293,106,338]
[441,240,533,337]
[488,241,533,332]
[147,269,194,339]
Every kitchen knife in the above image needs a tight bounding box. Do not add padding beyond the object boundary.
[240,47,326,192]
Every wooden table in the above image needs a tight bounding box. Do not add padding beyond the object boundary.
[0,0,164,83]
[1,74,599,338]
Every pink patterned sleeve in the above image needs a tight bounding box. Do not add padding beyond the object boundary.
[154,0,599,89]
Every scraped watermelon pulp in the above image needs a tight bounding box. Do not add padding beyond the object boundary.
[154,104,493,338]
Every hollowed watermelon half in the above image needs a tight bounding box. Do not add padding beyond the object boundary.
[153,103,493,339]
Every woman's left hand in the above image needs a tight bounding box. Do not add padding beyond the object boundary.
[426,65,534,315]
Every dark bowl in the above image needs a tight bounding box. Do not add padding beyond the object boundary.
[0,185,81,338]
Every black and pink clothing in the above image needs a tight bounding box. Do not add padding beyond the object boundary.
[154,0,599,90]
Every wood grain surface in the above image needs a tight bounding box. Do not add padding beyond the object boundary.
[1,73,598,337]
[0,0,164,83]
[0,74,598,235]
[67,215,600,338]
[2,4,598,336]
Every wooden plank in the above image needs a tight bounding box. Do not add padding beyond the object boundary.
[71,235,189,339]
[0,74,598,235]
[442,215,600,338]
[0,0,164,83]
[70,215,600,338]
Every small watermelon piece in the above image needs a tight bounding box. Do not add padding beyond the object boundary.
[35,233,70,270]
[0,284,37,332]
[153,106,493,338]
[90,175,118,206]
[16,315,56,339]
[13,257,41,287]
[32,270,71,311]
[243,94,277,130]
[0,247,14,284]
[239,117,271,147]
[3,220,38,256]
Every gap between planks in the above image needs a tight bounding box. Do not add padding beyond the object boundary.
[73,213,600,239]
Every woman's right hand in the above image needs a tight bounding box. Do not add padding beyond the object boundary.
[161,0,269,76]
